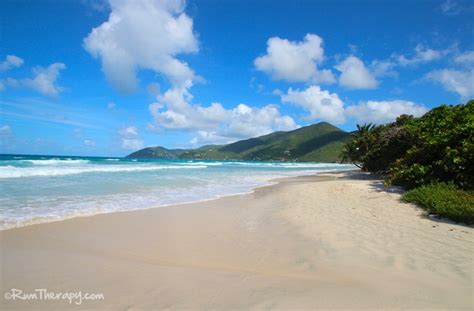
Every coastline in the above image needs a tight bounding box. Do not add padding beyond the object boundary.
[0,168,356,231]
[1,171,473,309]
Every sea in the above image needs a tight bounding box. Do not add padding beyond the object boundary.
[0,154,356,230]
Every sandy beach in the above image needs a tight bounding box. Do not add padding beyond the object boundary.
[1,171,473,310]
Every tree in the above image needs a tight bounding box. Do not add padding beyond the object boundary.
[340,100,474,190]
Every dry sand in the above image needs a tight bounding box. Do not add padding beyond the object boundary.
[1,171,473,310]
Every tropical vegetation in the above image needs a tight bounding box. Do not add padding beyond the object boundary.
[341,100,474,224]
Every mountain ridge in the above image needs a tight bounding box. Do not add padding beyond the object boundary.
[127,122,350,162]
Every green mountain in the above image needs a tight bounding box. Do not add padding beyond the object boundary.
[127,122,351,162]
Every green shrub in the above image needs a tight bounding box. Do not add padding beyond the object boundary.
[402,183,474,224]
[390,101,474,189]
[341,100,474,190]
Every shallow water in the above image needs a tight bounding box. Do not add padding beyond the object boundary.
[0,154,355,229]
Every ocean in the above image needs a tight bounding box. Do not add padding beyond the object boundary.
[0,154,356,229]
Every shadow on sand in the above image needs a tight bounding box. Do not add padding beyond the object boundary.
[338,170,405,194]
[338,170,473,228]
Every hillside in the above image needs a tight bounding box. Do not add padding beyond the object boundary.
[127,122,351,162]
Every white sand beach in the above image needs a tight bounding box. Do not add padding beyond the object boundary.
[1,171,473,310]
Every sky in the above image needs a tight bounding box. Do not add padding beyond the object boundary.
[0,0,473,157]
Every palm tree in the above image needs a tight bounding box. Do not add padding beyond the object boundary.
[340,123,375,169]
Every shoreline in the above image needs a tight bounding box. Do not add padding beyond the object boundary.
[1,170,472,309]
[0,168,357,231]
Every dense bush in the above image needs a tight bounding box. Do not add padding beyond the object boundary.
[402,183,474,224]
[342,100,474,190]
[341,115,417,173]
[389,101,474,189]
[341,100,474,223]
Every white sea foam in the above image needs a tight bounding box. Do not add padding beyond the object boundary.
[21,159,91,165]
[185,161,224,166]
[224,161,350,168]
[0,164,208,178]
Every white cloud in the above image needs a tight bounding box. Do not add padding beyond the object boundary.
[425,69,474,98]
[84,0,198,93]
[149,87,226,130]
[118,126,144,150]
[397,44,444,66]
[84,1,299,146]
[191,104,298,145]
[22,63,66,97]
[224,104,298,139]
[0,125,12,136]
[454,51,474,65]
[335,56,378,89]
[149,86,298,144]
[346,100,428,124]
[254,33,335,83]
[1,63,66,97]
[0,55,24,72]
[279,86,427,125]
[84,139,96,147]
[280,86,346,124]
[370,59,398,78]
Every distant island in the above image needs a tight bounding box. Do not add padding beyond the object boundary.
[127,122,350,162]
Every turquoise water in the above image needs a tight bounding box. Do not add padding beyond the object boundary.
[0,154,356,229]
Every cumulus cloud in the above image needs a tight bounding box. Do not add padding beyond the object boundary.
[425,69,474,98]
[22,63,66,97]
[1,63,66,97]
[84,0,297,145]
[118,126,144,150]
[84,0,198,93]
[335,56,378,89]
[223,104,298,139]
[279,86,428,125]
[149,87,225,130]
[397,44,445,66]
[190,104,298,145]
[254,33,335,83]
[0,55,24,72]
[346,100,428,124]
[280,86,346,124]
[149,86,298,144]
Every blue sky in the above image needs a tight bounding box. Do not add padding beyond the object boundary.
[1,0,473,156]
